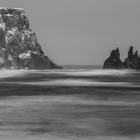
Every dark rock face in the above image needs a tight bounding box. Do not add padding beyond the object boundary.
[103,46,140,69]
[0,7,62,69]
[103,48,123,69]
[124,46,139,69]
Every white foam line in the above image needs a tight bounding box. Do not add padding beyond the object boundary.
[0,69,135,79]
[0,70,27,78]
[23,80,127,86]
[64,69,133,76]
[25,69,132,76]
[0,79,131,87]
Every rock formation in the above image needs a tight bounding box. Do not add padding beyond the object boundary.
[124,46,140,69]
[103,48,123,69]
[103,46,140,69]
[0,7,62,69]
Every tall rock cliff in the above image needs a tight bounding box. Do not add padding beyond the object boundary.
[103,46,140,69]
[0,7,62,69]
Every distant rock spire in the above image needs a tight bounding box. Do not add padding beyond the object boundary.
[103,48,123,69]
[128,46,134,60]
[103,46,140,69]
[133,50,138,59]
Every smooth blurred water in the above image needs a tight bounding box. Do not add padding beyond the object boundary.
[0,66,140,139]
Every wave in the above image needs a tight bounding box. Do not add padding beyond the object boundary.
[58,69,131,76]
[0,69,135,79]
[32,69,131,76]
[0,69,26,78]
[1,79,130,87]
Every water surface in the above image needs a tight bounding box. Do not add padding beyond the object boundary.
[0,66,140,140]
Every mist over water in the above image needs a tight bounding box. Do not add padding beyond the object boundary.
[0,66,140,140]
[0,68,136,87]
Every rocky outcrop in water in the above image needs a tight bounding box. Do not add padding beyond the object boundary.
[0,7,62,69]
[103,46,140,69]
[103,48,124,69]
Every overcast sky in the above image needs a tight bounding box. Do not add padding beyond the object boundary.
[1,0,140,65]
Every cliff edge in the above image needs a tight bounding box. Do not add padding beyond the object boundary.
[0,7,62,69]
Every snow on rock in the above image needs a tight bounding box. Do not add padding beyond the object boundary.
[19,51,31,60]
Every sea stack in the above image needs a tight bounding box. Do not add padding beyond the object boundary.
[103,48,123,69]
[0,7,62,69]
[103,46,140,69]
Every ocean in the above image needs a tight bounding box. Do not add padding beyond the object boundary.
[0,65,140,140]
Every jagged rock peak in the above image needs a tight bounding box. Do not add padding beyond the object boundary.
[110,48,120,59]
[128,46,134,60]
[0,7,62,69]
[134,50,138,59]
[103,46,140,69]
[103,47,123,69]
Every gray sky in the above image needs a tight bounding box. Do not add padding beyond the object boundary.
[1,0,140,65]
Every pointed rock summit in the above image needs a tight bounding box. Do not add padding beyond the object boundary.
[103,46,140,69]
[124,47,139,69]
[128,46,134,60]
[0,7,62,69]
[103,48,123,69]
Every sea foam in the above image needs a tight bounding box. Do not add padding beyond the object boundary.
[3,79,128,87]
[0,70,26,78]
[0,69,131,79]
